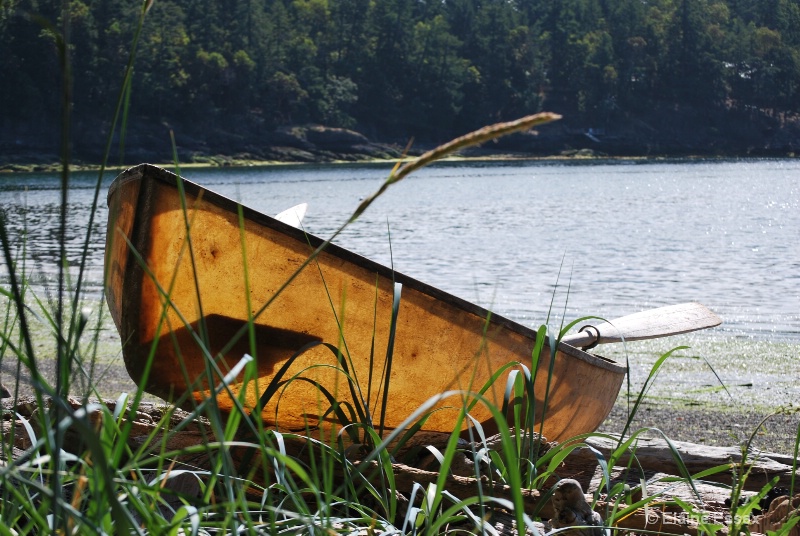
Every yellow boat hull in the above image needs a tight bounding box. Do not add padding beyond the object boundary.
[105,164,625,441]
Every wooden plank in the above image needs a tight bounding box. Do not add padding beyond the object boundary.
[563,436,800,491]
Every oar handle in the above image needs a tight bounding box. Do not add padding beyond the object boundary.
[561,302,722,349]
[563,325,603,350]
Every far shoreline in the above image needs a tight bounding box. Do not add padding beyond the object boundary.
[1,151,797,176]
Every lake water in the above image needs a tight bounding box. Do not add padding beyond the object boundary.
[1,158,798,343]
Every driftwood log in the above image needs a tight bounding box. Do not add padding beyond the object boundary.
[2,396,798,535]
[751,494,800,536]
[566,436,800,491]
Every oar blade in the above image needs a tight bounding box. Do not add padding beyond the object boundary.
[562,302,722,348]
[274,203,308,228]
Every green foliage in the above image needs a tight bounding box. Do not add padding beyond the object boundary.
[4,0,800,148]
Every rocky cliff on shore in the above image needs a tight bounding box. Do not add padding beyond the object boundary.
[2,106,799,172]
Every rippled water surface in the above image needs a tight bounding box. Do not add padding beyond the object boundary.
[1,158,798,342]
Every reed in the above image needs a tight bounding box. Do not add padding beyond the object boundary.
[1,2,798,534]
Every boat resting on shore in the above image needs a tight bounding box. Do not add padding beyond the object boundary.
[104,163,627,441]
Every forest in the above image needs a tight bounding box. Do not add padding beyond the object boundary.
[2,0,800,163]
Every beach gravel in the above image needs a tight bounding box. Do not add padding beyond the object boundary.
[600,401,800,455]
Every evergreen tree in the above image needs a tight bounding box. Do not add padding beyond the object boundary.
[3,0,800,155]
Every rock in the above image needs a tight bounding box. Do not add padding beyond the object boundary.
[270,127,315,150]
[305,125,369,149]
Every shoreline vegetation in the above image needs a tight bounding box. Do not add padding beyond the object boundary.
[4,150,798,176]
[0,153,723,175]
[0,153,695,175]
[2,142,798,175]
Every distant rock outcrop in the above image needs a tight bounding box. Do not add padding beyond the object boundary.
[2,105,799,171]
[259,125,402,162]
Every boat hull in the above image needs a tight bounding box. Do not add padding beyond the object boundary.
[105,164,626,441]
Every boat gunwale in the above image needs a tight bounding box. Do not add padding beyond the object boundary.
[108,163,626,375]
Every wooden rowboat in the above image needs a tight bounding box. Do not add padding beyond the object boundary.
[104,163,626,441]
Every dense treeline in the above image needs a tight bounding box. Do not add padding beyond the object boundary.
[2,0,800,157]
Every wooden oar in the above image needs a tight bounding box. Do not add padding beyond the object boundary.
[274,203,308,228]
[561,302,722,349]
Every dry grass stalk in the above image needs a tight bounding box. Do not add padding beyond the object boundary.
[350,112,561,222]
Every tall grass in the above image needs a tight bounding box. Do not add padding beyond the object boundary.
[2,1,799,535]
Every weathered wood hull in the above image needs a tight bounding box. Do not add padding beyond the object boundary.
[105,164,626,441]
